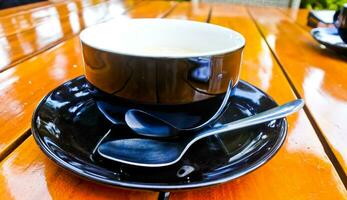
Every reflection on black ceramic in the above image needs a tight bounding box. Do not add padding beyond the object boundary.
[333,4,347,43]
[311,27,347,55]
[91,83,230,130]
[32,76,287,191]
[80,19,245,105]
[123,81,232,139]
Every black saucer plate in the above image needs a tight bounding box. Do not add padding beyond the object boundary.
[32,76,287,191]
[311,27,347,54]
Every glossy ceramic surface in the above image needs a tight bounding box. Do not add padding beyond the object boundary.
[80,19,244,104]
[311,27,347,54]
[123,80,232,138]
[32,76,287,190]
[334,4,347,43]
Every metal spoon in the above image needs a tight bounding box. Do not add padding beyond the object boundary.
[98,99,304,167]
[125,81,233,138]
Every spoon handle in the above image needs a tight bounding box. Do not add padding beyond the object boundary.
[195,99,304,140]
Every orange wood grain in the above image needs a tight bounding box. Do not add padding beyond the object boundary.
[278,8,310,30]
[165,1,211,22]
[0,1,52,17]
[125,0,177,18]
[0,136,158,200]
[0,0,142,72]
[0,0,106,38]
[167,4,347,199]
[248,6,347,175]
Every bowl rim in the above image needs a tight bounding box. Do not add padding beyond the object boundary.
[79,18,246,59]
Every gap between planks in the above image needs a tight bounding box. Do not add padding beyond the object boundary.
[245,6,347,189]
[0,0,146,74]
[0,0,109,38]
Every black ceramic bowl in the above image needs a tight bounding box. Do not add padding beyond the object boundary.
[79,19,245,105]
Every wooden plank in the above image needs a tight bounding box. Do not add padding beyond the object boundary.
[0,0,81,19]
[0,0,175,72]
[0,0,140,72]
[165,1,211,21]
[0,0,143,35]
[248,6,347,176]
[0,136,157,200]
[0,0,105,38]
[164,3,347,199]
[125,0,177,18]
[279,8,311,30]
[0,0,175,162]
[0,1,52,17]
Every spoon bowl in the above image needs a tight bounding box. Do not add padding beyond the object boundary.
[125,81,233,138]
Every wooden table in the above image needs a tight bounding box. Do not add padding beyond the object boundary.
[0,1,346,199]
